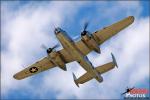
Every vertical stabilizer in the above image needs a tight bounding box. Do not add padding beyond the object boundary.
[72,73,79,87]
[111,53,118,68]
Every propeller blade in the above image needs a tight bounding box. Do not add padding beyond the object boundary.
[81,21,90,36]
[52,44,59,50]
[83,22,89,31]
[41,44,47,50]
[41,43,60,55]
[73,35,80,41]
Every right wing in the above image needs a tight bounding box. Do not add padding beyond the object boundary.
[14,49,74,80]
[92,16,134,45]
[75,16,134,56]
[13,57,56,80]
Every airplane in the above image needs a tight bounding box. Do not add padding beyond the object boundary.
[13,16,134,87]
[121,87,135,95]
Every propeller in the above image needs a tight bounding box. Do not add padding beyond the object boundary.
[73,35,80,41]
[51,44,59,50]
[41,44,59,54]
[83,22,89,31]
[41,44,48,50]
[81,22,89,36]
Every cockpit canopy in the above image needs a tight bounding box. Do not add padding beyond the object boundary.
[54,27,64,34]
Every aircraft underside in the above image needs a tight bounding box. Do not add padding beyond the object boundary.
[13,16,134,87]
[55,27,117,87]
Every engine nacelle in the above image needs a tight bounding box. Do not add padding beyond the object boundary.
[48,51,67,71]
[81,33,100,54]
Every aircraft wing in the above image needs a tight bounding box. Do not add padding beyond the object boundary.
[92,16,134,45]
[58,49,74,63]
[75,40,91,56]
[14,49,74,80]
[75,16,134,56]
[13,57,55,80]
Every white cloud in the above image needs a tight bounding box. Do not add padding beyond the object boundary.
[1,1,88,96]
[1,1,149,99]
[81,17,149,99]
[37,8,149,100]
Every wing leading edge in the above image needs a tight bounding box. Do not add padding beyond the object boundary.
[13,57,55,80]
[93,16,134,45]
[14,49,74,80]
[75,16,134,56]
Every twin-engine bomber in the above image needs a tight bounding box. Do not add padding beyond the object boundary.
[13,16,134,87]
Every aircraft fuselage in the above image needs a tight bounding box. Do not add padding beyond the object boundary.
[55,28,102,81]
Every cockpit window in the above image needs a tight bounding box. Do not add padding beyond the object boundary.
[55,27,62,34]
[54,27,74,42]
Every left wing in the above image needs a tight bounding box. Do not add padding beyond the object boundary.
[58,49,74,63]
[13,57,56,80]
[75,16,134,56]
[14,49,74,80]
[75,40,91,56]
[92,16,134,45]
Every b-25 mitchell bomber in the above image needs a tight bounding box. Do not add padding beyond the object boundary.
[14,16,134,87]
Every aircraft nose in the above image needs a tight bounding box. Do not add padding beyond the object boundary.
[54,28,61,35]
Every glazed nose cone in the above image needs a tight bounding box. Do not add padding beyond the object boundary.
[54,27,61,35]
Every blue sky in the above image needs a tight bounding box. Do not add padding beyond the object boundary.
[1,1,149,99]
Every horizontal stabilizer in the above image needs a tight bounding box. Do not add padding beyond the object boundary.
[111,53,118,68]
[72,53,118,87]
[72,73,79,87]
[74,63,115,86]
